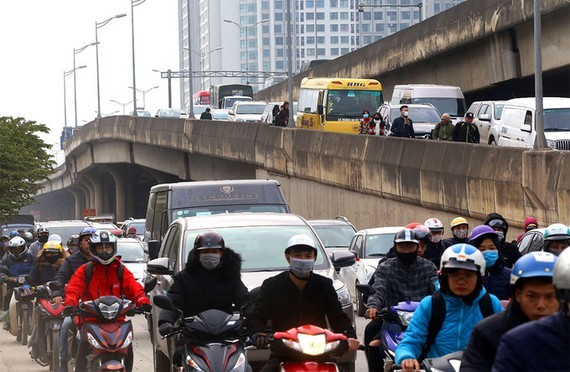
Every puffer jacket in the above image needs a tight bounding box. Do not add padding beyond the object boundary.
[395,287,504,364]
[52,250,90,297]
[29,251,68,286]
[482,262,511,300]
[0,252,35,278]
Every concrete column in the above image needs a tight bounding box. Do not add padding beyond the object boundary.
[68,187,86,219]
[81,176,103,216]
[105,167,127,222]
[76,180,93,210]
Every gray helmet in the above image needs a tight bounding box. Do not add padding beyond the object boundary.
[553,247,570,292]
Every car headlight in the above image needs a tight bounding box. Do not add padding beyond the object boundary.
[87,332,103,349]
[546,139,557,149]
[336,285,351,307]
[396,310,414,327]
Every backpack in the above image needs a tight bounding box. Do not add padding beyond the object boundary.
[419,291,494,360]
[84,261,124,294]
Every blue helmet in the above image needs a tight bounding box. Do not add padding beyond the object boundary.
[79,227,97,239]
[9,231,19,238]
[511,251,557,286]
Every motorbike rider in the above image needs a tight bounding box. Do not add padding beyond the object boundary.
[52,226,95,372]
[0,236,35,332]
[461,251,559,371]
[365,228,438,372]
[543,223,570,256]
[28,240,68,365]
[64,230,150,372]
[125,226,138,239]
[483,213,521,267]
[469,225,511,300]
[0,235,10,258]
[395,244,503,372]
[515,216,538,243]
[492,246,570,371]
[423,218,446,268]
[158,231,249,364]
[66,234,79,254]
[443,217,469,248]
[247,235,360,371]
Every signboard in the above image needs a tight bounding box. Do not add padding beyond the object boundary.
[83,209,96,217]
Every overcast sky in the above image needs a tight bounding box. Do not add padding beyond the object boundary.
[0,1,180,159]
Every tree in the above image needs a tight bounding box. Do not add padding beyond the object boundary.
[0,116,55,221]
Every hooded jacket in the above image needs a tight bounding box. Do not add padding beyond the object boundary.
[159,247,249,325]
[516,216,539,242]
[29,247,69,286]
[395,287,503,364]
[469,233,511,300]
[483,213,521,268]
[461,300,528,372]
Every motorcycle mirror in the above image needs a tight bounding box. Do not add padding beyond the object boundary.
[143,277,158,293]
[48,281,63,291]
[153,295,178,311]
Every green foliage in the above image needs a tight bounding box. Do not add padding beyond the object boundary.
[0,117,55,220]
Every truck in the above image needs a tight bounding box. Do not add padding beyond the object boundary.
[210,84,254,109]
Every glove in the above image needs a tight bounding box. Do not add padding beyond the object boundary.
[158,322,173,337]
[252,333,270,348]
[139,303,152,313]
[0,275,7,283]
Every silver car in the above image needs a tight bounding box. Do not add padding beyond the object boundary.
[146,213,356,371]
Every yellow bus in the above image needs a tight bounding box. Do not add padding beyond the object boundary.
[296,77,383,134]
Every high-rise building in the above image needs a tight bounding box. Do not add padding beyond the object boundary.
[179,0,466,107]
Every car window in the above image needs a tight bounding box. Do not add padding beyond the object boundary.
[116,240,147,262]
[479,104,490,117]
[236,104,267,114]
[183,225,328,272]
[495,104,505,120]
[353,235,363,257]
[311,225,356,248]
[364,233,396,257]
[162,225,180,271]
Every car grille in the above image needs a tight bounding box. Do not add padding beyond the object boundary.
[554,140,570,151]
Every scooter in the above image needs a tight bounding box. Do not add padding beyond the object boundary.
[391,351,464,372]
[154,294,251,372]
[33,284,65,371]
[357,284,420,372]
[12,275,35,345]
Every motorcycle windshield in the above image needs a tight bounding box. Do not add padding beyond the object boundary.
[185,309,243,336]
[187,343,244,371]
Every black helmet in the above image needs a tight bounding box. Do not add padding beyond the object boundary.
[194,231,225,250]
[394,228,419,245]
[89,230,117,265]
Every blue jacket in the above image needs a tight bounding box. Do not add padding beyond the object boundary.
[395,288,503,364]
[0,252,35,277]
[482,263,511,300]
[492,311,569,372]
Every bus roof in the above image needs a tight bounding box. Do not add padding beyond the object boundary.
[300,77,382,90]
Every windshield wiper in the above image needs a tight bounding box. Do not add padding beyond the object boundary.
[367,253,387,257]
[544,128,569,132]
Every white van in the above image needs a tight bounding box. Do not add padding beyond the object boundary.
[498,97,570,150]
[391,84,467,123]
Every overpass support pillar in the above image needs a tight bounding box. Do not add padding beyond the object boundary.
[81,176,104,217]
[68,187,85,219]
[106,168,129,222]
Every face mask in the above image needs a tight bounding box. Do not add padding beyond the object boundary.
[482,250,499,268]
[396,251,417,266]
[45,255,59,264]
[199,253,221,270]
[373,119,380,123]
[495,231,505,241]
[289,258,314,279]
[38,235,49,244]
[403,111,409,117]
[430,234,442,244]
[363,113,369,118]
[453,229,468,240]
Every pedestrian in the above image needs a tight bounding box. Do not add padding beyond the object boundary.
[452,112,480,143]
[271,104,280,124]
[390,105,415,138]
[432,113,455,140]
[359,110,372,134]
[199,107,212,120]
[274,101,289,127]
[372,112,386,135]
[461,251,559,371]
[515,216,538,242]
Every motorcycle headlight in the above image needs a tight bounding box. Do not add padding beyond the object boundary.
[336,286,351,307]
[297,333,327,355]
[87,332,104,350]
[186,355,204,371]
[230,352,246,371]
[98,302,120,320]
[396,310,414,327]
[122,331,133,348]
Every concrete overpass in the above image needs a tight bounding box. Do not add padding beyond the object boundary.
[256,0,570,103]
[23,116,570,236]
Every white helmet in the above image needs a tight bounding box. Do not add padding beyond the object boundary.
[48,234,63,243]
[8,236,27,259]
[425,218,444,233]
[440,243,486,276]
[554,247,570,291]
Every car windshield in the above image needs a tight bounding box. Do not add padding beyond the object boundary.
[494,104,505,120]
[40,225,89,247]
[127,222,145,234]
[365,233,396,257]
[389,106,441,122]
[311,225,355,248]
[544,108,570,131]
[116,240,147,262]
[326,90,383,119]
[226,97,251,108]
[412,98,466,117]
[171,204,287,219]
[237,104,267,115]
[183,225,328,272]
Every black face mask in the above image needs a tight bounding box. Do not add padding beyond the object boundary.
[38,235,49,244]
[396,251,418,266]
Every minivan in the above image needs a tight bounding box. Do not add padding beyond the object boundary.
[391,84,467,124]
[144,179,290,257]
[498,97,570,150]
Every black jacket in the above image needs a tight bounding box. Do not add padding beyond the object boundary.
[247,271,356,359]
[443,236,468,248]
[461,301,528,372]
[390,116,415,138]
[159,248,249,325]
[423,241,446,268]
[452,121,480,143]
[200,111,212,119]
[483,213,521,268]
[53,251,90,296]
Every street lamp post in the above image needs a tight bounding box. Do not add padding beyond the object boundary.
[95,13,126,118]
[224,19,269,84]
[286,0,294,128]
[128,85,159,109]
[63,65,86,141]
[110,99,134,115]
[73,42,97,127]
[186,0,195,118]
[131,0,148,117]
[153,69,173,108]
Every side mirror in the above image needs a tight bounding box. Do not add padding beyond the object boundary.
[317,104,324,115]
[148,240,160,260]
[143,276,158,293]
[479,114,491,122]
[146,257,173,276]
[153,294,178,311]
[331,250,356,270]
[521,123,532,133]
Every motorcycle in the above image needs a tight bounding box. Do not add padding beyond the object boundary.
[12,275,35,345]
[357,284,419,372]
[154,294,251,372]
[32,283,65,371]
[391,351,464,372]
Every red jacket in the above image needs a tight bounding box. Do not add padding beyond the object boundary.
[64,259,150,310]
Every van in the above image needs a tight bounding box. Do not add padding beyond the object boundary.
[391,84,467,123]
[466,100,506,145]
[498,97,570,150]
[144,179,290,257]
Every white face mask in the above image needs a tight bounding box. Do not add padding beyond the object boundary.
[403,111,409,117]
[430,234,442,244]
